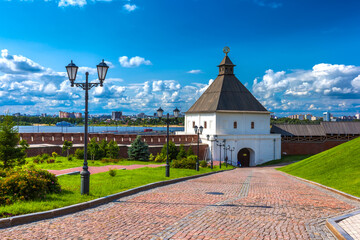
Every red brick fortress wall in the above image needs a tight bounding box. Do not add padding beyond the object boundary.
[21,133,207,159]
[281,140,347,155]
[20,133,198,146]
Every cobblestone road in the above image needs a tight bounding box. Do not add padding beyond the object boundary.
[2,167,360,239]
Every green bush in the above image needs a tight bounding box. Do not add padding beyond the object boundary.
[149,153,155,161]
[75,149,84,160]
[108,168,117,177]
[33,156,41,164]
[177,144,187,160]
[46,159,55,164]
[171,155,197,169]
[186,147,194,156]
[41,153,50,161]
[0,167,61,205]
[161,141,178,161]
[154,153,166,163]
[101,158,120,163]
[52,152,58,159]
[67,154,73,161]
[200,160,208,168]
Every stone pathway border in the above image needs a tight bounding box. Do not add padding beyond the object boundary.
[279,170,360,240]
[0,169,233,229]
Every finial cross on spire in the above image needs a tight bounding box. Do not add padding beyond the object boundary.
[223,46,230,56]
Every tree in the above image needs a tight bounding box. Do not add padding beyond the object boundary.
[161,141,178,161]
[186,146,194,157]
[62,140,73,157]
[88,137,100,161]
[177,144,187,160]
[128,136,150,161]
[0,115,26,169]
[107,140,119,159]
[98,139,108,159]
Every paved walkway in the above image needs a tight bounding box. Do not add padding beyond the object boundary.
[48,164,165,176]
[2,167,360,239]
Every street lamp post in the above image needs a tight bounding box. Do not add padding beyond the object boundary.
[157,107,180,177]
[216,139,225,169]
[227,146,235,166]
[193,125,203,171]
[206,134,217,169]
[223,140,228,167]
[66,59,109,195]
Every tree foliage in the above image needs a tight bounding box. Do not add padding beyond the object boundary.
[106,140,119,159]
[161,141,178,161]
[0,115,27,169]
[62,140,73,157]
[128,136,150,161]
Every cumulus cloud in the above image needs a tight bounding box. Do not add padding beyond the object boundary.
[0,49,45,74]
[187,70,202,74]
[58,0,87,7]
[0,49,215,115]
[119,56,152,68]
[252,63,360,114]
[123,3,137,12]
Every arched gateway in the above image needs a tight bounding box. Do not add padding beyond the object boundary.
[237,148,250,167]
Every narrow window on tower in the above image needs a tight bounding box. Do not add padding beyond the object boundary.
[204,121,207,129]
[251,122,255,129]
[192,121,195,128]
[234,121,237,129]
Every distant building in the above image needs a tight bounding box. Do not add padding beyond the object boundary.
[356,114,360,120]
[112,111,122,120]
[304,114,312,120]
[137,112,145,119]
[323,111,331,122]
[41,113,47,117]
[59,111,82,119]
[13,113,21,117]
[311,116,318,121]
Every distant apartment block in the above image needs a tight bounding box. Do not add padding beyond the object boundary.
[112,111,123,120]
[59,111,82,119]
[137,112,145,118]
[323,111,331,122]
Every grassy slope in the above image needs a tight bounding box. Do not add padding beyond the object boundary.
[1,165,233,217]
[279,137,360,197]
[257,155,312,166]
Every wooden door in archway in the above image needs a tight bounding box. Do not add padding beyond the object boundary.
[237,148,250,167]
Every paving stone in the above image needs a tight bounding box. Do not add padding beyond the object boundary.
[1,167,360,239]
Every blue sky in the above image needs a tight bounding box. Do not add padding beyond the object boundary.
[1,0,360,117]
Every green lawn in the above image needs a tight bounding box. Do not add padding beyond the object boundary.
[279,137,360,197]
[25,156,163,170]
[1,165,233,218]
[257,155,312,166]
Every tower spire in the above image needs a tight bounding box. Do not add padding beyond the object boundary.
[218,46,235,75]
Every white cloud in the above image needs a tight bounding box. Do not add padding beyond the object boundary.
[119,56,152,68]
[58,0,87,7]
[252,63,360,114]
[123,3,137,12]
[187,70,202,74]
[0,49,216,115]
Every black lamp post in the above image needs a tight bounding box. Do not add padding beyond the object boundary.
[216,139,225,169]
[227,145,235,166]
[223,140,228,167]
[157,107,180,177]
[206,134,217,169]
[193,125,203,171]
[66,59,109,195]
